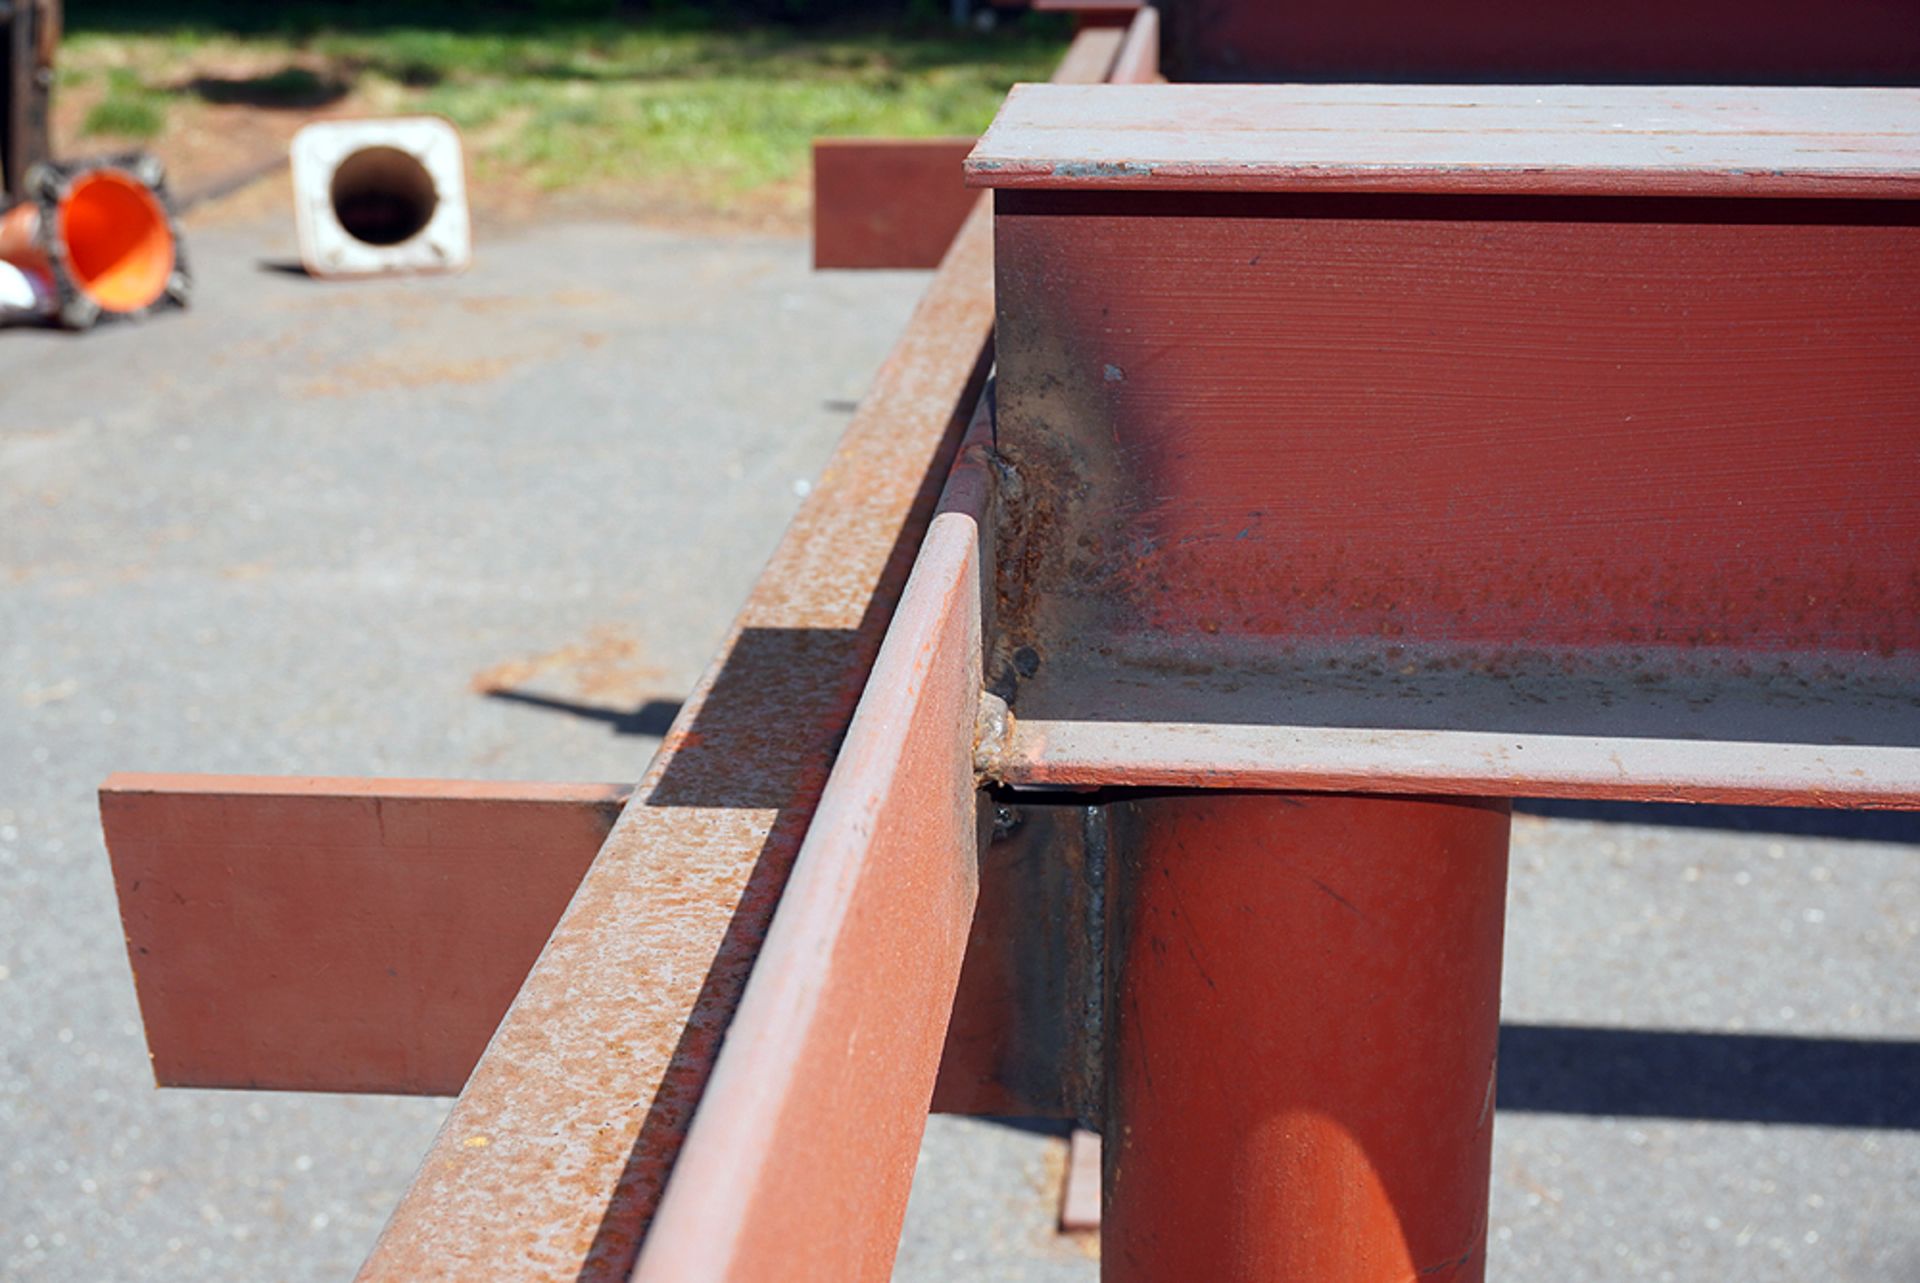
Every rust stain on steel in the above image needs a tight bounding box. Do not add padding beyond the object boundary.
[812,137,980,271]
[360,201,989,1283]
[966,84,1920,199]
[101,774,626,1096]
[358,27,1127,1283]
[1106,794,1510,1283]
[633,400,987,1283]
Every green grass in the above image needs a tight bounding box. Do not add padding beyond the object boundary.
[81,67,169,138]
[59,9,1067,204]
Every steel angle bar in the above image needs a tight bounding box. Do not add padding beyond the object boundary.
[635,396,994,1283]
[357,22,1139,1282]
[101,774,626,1096]
[991,720,1920,809]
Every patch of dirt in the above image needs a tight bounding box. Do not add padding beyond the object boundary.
[298,353,526,398]
[471,626,665,702]
[53,82,353,210]
[57,78,813,236]
[464,171,810,237]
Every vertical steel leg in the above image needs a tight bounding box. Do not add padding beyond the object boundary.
[1106,794,1511,1282]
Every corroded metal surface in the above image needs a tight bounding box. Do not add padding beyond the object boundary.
[101,774,626,1096]
[359,187,992,1283]
[357,25,1131,1282]
[633,398,989,1283]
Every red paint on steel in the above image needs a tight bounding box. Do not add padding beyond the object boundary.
[988,187,1920,655]
[968,84,1920,199]
[1107,3,1159,84]
[100,774,624,1095]
[996,719,1920,810]
[983,87,1920,679]
[1164,0,1920,86]
[812,137,979,271]
[357,26,1128,1282]
[1106,794,1511,1283]
[1059,1127,1102,1233]
[360,216,990,1283]
[634,402,989,1283]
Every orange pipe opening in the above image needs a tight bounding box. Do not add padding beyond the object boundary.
[58,171,175,314]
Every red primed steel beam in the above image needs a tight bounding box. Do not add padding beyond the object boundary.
[1164,0,1920,85]
[101,775,625,1095]
[808,14,1160,273]
[357,23,1131,1283]
[1107,794,1511,1283]
[360,219,990,1283]
[634,401,992,1283]
[966,84,1920,198]
[1108,3,1159,84]
[971,81,1920,810]
[812,137,979,271]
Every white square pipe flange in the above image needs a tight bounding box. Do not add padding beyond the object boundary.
[291,117,471,278]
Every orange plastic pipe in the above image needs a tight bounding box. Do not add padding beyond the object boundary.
[1107,793,1511,1283]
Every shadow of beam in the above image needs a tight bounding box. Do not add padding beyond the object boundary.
[1498,1024,1920,1129]
[484,689,684,739]
[1515,799,1920,843]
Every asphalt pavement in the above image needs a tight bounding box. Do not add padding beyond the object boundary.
[2,199,1915,1282]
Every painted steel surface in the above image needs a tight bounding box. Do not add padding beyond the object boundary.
[1106,794,1511,1283]
[356,24,1133,1282]
[634,399,989,1283]
[1163,0,1920,85]
[812,138,979,270]
[101,775,626,1096]
[358,216,991,1282]
[968,84,1920,198]
[1107,4,1160,84]
[973,87,1920,806]
[996,717,1920,809]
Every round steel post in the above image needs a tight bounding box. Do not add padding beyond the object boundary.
[1106,793,1511,1283]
